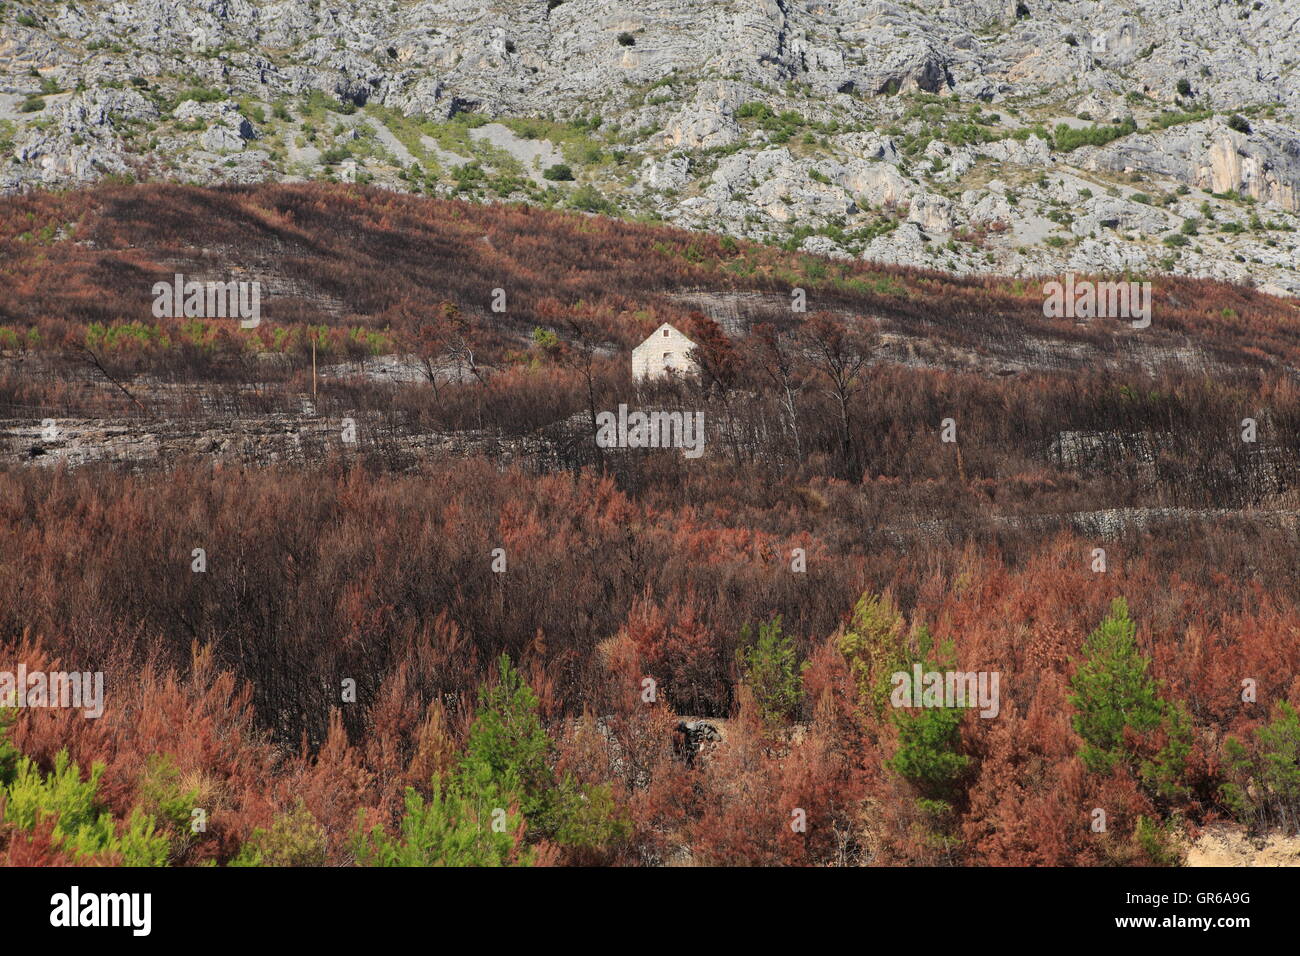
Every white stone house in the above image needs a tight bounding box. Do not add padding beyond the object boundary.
[632,323,698,381]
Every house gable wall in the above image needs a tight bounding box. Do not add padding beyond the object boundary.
[632,323,698,381]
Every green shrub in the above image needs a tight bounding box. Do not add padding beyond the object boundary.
[135,754,200,834]
[1,746,169,866]
[1221,701,1300,833]
[550,781,628,852]
[531,327,560,351]
[0,709,19,785]
[353,776,530,867]
[234,802,328,867]
[1134,814,1183,866]
[839,591,907,717]
[568,185,618,215]
[890,693,969,802]
[175,86,225,106]
[944,122,1000,146]
[883,624,971,850]
[456,656,559,830]
[542,163,574,181]
[354,655,629,865]
[1052,117,1137,152]
[0,325,37,351]
[451,110,489,129]
[1150,108,1212,131]
[738,615,806,724]
[459,655,628,854]
[1010,124,1052,142]
[886,625,970,802]
[85,321,169,352]
[106,321,167,349]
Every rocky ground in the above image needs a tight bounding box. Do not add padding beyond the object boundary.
[1,0,1297,291]
[1186,823,1300,866]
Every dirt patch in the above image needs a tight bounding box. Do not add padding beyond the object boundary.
[1186,824,1300,867]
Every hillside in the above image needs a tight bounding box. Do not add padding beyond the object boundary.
[1,182,1300,868]
[1,180,1296,360]
[1,0,1298,292]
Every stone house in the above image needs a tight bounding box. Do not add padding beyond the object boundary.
[632,322,698,381]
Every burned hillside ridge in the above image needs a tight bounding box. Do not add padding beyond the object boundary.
[1,182,1296,371]
[1,181,1300,870]
[3,183,1299,492]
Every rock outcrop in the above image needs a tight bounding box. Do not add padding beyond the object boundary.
[0,0,1297,290]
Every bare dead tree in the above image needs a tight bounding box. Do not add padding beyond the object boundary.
[563,317,607,471]
[751,322,805,466]
[799,311,877,478]
[78,344,148,414]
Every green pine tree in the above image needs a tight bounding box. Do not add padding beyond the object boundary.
[1221,701,1300,833]
[1068,598,1190,802]
[1,747,169,866]
[354,655,627,865]
[0,708,19,786]
[353,775,530,867]
[457,654,559,834]
[738,614,806,724]
[838,590,908,718]
[887,625,971,807]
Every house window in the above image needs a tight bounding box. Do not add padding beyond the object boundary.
[663,328,670,337]
[663,352,675,367]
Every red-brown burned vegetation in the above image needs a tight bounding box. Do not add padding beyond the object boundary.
[1,182,1297,392]
[4,465,1300,866]
[2,183,1300,866]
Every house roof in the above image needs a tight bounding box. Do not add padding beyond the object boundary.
[635,322,696,351]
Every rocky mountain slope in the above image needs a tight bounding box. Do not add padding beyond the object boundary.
[2,0,1298,292]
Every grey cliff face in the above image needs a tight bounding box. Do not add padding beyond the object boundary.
[1,0,1297,289]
